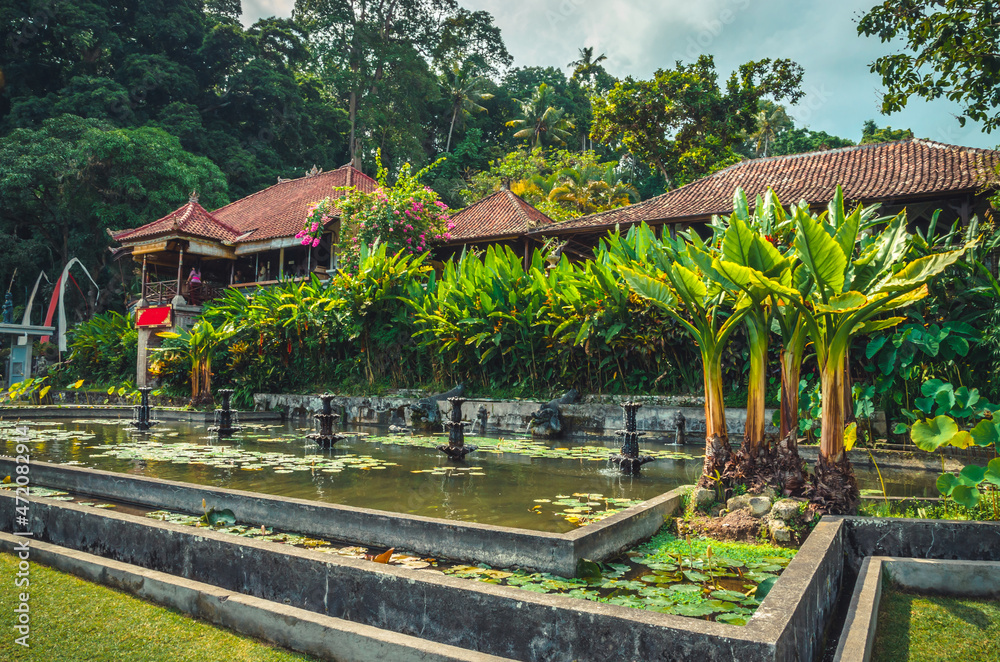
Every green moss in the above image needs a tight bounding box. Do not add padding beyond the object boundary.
[0,554,316,661]
[636,530,796,568]
[873,590,1000,662]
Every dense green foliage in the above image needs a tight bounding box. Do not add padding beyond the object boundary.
[860,0,1000,133]
[64,311,138,385]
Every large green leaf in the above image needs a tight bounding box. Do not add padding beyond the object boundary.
[794,210,847,293]
[970,419,1000,448]
[620,269,677,310]
[936,472,960,496]
[910,415,959,451]
[984,458,1000,486]
[880,244,972,292]
[959,464,987,485]
[814,291,867,313]
[951,484,980,510]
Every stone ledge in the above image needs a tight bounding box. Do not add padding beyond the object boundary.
[0,490,846,661]
[833,556,1000,662]
[0,532,507,662]
[0,458,681,577]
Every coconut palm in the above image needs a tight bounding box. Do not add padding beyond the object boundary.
[569,47,608,86]
[442,61,494,153]
[548,164,639,215]
[506,83,576,148]
[749,103,792,157]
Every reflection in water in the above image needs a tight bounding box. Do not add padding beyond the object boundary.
[0,419,940,531]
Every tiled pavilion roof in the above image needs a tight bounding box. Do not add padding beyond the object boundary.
[534,139,1000,236]
[111,199,241,243]
[447,189,554,242]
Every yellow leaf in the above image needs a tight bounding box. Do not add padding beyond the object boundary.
[117,387,126,397]
[844,422,858,451]
[107,386,115,395]
[2,476,11,484]
[70,379,85,389]
[950,431,975,450]
[372,548,394,564]
[39,385,51,399]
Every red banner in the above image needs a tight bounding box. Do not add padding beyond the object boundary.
[136,306,172,328]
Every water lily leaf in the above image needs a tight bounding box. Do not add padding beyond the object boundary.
[970,420,1000,448]
[710,590,748,602]
[716,613,749,626]
[985,458,1000,487]
[937,472,960,496]
[951,485,980,509]
[682,570,709,583]
[668,584,702,594]
[206,508,236,526]
[959,465,987,485]
[754,576,778,600]
[576,558,602,580]
[911,416,959,451]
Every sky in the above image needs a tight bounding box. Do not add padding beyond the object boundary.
[242,0,996,149]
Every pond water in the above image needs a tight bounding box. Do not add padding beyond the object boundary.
[0,418,940,532]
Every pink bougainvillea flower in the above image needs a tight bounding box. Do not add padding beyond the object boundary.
[312,238,320,247]
[301,238,311,245]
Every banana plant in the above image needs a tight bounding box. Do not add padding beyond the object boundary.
[156,320,236,405]
[609,223,751,482]
[782,187,972,511]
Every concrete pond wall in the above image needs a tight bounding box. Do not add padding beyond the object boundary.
[0,459,679,577]
[0,491,845,662]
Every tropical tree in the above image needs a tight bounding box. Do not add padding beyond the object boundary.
[608,225,751,483]
[548,164,639,215]
[442,61,495,153]
[591,55,804,187]
[782,188,971,512]
[156,320,236,405]
[749,103,793,157]
[859,0,1000,132]
[506,83,576,148]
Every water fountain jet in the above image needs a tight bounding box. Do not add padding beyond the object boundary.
[437,397,477,461]
[610,401,654,475]
[208,389,243,438]
[308,394,345,449]
[129,387,159,432]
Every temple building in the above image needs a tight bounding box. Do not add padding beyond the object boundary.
[110,164,376,384]
[530,139,1000,252]
[436,189,555,268]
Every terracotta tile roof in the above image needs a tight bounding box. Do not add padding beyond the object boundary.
[212,164,377,242]
[447,189,554,242]
[112,200,242,243]
[535,139,1000,235]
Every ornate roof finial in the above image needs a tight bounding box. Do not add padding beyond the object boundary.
[306,165,322,178]
[189,190,199,204]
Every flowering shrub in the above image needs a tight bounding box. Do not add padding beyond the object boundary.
[298,203,332,246]
[307,155,454,265]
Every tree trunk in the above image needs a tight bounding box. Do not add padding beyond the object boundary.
[744,320,767,455]
[819,352,846,464]
[779,348,801,439]
[349,90,359,169]
[698,357,732,487]
[446,106,458,153]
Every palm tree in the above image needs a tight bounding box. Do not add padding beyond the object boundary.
[506,83,576,148]
[749,103,791,157]
[442,61,494,153]
[569,46,608,86]
[548,164,638,215]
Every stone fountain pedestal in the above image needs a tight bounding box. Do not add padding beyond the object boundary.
[308,394,345,449]
[129,387,159,432]
[208,389,243,438]
[610,401,654,475]
[437,397,477,461]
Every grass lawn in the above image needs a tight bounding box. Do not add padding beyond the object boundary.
[0,553,318,661]
[873,589,1000,662]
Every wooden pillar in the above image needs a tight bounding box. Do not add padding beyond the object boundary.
[139,254,148,305]
[172,247,186,305]
[278,247,285,281]
[329,235,336,273]
[522,238,530,272]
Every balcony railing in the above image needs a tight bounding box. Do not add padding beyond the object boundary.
[143,280,221,307]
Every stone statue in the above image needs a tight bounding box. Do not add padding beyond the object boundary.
[672,410,686,445]
[409,384,465,430]
[476,405,489,434]
[2,292,13,324]
[529,389,579,437]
